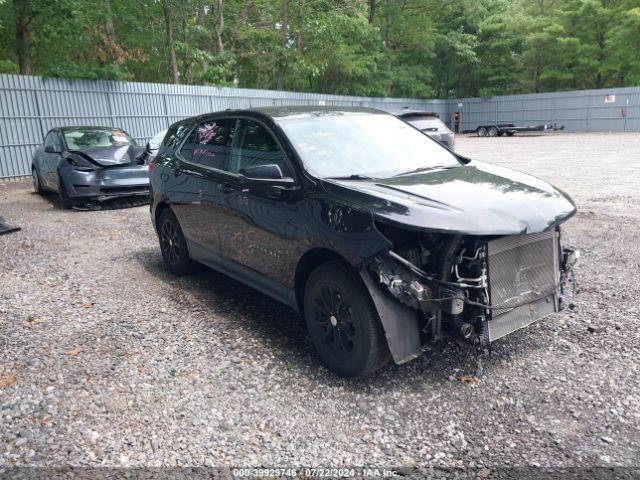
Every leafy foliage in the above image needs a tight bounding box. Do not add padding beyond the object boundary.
[1,0,639,97]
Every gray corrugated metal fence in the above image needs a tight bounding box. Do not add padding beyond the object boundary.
[0,74,444,179]
[445,86,640,133]
[1,73,638,179]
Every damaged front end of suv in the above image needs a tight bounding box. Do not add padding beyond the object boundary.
[360,225,578,364]
[319,161,580,366]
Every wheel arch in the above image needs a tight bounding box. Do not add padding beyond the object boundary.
[154,201,171,231]
[294,247,355,314]
[295,247,424,366]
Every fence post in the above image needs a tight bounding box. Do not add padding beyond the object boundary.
[162,93,170,128]
[106,91,116,126]
[33,89,45,140]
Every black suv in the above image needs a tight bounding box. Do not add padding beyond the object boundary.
[150,107,577,377]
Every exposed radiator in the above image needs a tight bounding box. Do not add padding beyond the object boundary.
[486,230,559,342]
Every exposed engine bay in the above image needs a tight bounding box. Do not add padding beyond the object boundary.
[366,223,579,357]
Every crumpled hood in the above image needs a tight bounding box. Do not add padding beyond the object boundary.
[70,145,146,167]
[322,160,576,236]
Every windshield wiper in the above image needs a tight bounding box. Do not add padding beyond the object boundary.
[326,174,372,180]
[392,165,454,177]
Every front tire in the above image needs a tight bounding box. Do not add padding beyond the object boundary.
[58,179,73,209]
[304,261,389,377]
[158,208,196,276]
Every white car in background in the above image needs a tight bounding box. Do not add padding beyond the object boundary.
[137,129,168,164]
[395,111,455,150]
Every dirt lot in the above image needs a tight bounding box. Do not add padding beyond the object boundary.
[1,132,639,473]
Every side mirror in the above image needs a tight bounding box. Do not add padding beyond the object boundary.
[44,145,60,154]
[239,164,295,186]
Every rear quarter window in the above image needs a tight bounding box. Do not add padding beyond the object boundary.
[162,122,192,154]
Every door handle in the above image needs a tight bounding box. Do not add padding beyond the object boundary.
[221,183,235,193]
[266,186,285,199]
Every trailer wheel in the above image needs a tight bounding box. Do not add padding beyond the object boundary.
[477,127,487,137]
[487,126,499,137]
[506,132,515,137]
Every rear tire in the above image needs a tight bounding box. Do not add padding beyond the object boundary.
[477,127,487,137]
[303,261,389,377]
[487,126,499,137]
[158,208,196,276]
[32,167,43,194]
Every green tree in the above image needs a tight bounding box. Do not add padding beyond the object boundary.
[0,0,638,96]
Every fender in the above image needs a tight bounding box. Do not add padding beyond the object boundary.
[359,268,424,364]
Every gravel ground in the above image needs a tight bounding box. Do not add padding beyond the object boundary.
[1,132,639,473]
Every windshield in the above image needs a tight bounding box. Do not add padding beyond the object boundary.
[403,116,449,132]
[63,128,135,150]
[277,113,459,179]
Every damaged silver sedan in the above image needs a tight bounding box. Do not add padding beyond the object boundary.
[31,126,149,208]
[150,107,578,377]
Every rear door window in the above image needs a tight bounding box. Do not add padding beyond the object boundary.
[164,123,191,152]
[180,118,237,170]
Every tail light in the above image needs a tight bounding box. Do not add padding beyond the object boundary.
[148,161,156,172]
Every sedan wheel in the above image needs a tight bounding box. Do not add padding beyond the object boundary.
[32,168,42,194]
[304,261,389,377]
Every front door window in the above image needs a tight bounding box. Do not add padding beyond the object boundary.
[229,119,291,176]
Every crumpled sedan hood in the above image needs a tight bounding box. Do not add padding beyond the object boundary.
[322,161,576,235]
[71,145,145,167]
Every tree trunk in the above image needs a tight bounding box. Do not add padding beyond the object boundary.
[213,0,225,54]
[180,0,190,83]
[162,0,179,84]
[14,0,32,75]
[276,0,289,90]
[296,0,304,52]
[595,31,606,89]
[195,4,209,73]
[384,0,392,96]
[368,0,376,24]
[101,0,116,44]
[531,48,541,93]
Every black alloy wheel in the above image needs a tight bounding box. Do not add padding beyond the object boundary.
[304,261,389,377]
[161,220,180,264]
[313,283,357,354]
[158,208,196,276]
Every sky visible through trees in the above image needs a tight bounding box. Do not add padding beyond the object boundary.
[1,0,639,98]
